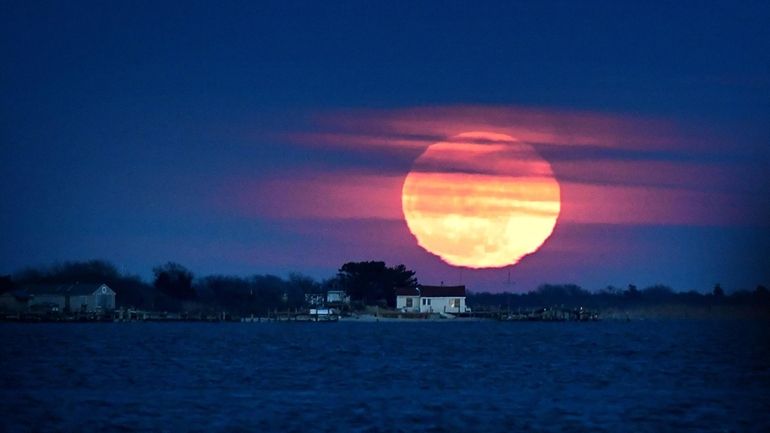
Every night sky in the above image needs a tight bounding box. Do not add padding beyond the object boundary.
[2,1,769,292]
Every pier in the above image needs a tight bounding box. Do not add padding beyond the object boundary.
[496,306,600,322]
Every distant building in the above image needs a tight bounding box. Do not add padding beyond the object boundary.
[418,285,467,314]
[26,285,67,312]
[395,285,468,314]
[395,287,420,312]
[326,290,350,305]
[69,283,116,312]
[305,293,325,307]
[0,290,32,313]
[309,308,336,316]
[27,283,116,313]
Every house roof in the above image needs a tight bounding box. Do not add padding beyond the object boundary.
[419,285,466,297]
[25,284,68,296]
[394,287,419,297]
[0,289,32,301]
[26,283,113,296]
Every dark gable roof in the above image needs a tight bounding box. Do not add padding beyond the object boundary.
[394,287,419,296]
[25,284,68,296]
[0,289,32,301]
[419,285,466,297]
[68,284,110,296]
[26,283,111,296]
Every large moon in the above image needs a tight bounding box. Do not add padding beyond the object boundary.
[401,131,561,268]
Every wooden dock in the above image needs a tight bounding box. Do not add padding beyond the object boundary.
[497,306,600,322]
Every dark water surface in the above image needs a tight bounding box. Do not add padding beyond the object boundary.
[1,320,769,432]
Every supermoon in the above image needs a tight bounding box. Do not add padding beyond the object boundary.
[401,131,561,268]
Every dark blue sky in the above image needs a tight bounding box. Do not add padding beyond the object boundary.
[2,1,769,292]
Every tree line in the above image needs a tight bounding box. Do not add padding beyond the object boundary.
[467,283,770,310]
[0,259,417,313]
[1,259,767,313]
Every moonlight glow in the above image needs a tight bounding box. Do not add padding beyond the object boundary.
[401,132,561,268]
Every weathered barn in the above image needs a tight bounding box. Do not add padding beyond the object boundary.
[68,283,116,312]
[27,283,116,313]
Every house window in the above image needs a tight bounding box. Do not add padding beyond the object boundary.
[427,299,431,306]
[450,298,460,308]
[406,298,413,307]
[422,299,426,306]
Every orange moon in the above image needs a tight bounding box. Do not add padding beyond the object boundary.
[401,131,561,268]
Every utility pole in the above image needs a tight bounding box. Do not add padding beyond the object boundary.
[506,267,514,314]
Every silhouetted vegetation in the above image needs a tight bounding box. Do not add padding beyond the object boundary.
[11,260,159,308]
[195,273,317,315]
[4,260,769,317]
[466,283,770,313]
[334,261,418,308]
[15,260,122,285]
[7,260,326,314]
[0,275,14,293]
[153,262,196,301]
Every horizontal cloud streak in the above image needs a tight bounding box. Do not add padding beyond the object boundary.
[236,105,768,228]
[216,171,404,220]
[299,105,684,151]
[213,167,764,227]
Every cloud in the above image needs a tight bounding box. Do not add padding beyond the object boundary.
[224,105,767,228]
[213,166,764,227]
[561,182,761,226]
[216,171,404,220]
[299,105,682,150]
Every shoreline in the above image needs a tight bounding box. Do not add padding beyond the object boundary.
[1,304,768,323]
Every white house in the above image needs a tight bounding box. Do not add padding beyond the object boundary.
[418,285,467,314]
[395,285,468,314]
[395,287,420,312]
